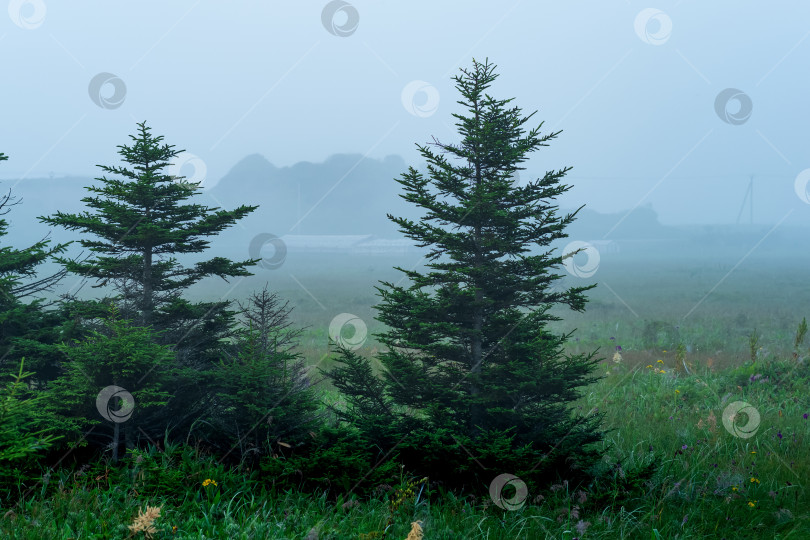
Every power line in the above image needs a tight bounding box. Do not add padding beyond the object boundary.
[560,174,790,180]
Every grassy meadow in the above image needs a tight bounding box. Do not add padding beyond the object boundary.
[3,247,810,538]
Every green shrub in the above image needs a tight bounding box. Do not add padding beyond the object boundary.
[259,424,400,498]
[42,304,175,463]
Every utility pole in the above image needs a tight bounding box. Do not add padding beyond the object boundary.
[749,175,753,224]
[735,175,754,225]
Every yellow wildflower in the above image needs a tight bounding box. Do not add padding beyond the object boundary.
[202,478,218,487]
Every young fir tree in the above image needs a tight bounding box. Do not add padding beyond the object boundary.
[210,286,322,466]
[0,358,61,500]
[38,123,259,439]
[326,59,605,491]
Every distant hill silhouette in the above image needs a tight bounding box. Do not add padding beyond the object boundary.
[1,154,801,263]
[206,153,415,237]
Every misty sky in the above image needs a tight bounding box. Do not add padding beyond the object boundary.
[2,1,809,226]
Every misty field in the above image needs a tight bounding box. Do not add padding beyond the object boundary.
[4,250,808,539]
[4,0,809,537]
[187,248,810,370]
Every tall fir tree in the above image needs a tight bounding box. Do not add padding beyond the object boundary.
[0,152,79,385]
[326,59,605,492]
[0,154,69,302]
[38,123,260,439]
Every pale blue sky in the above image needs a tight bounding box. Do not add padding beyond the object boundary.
[1,1,809,225]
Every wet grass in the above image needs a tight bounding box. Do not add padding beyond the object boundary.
[4,251,809,538]
[3,354,809,538]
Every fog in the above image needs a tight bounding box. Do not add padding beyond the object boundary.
[1,2,809,301]
[1,1,809,232]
